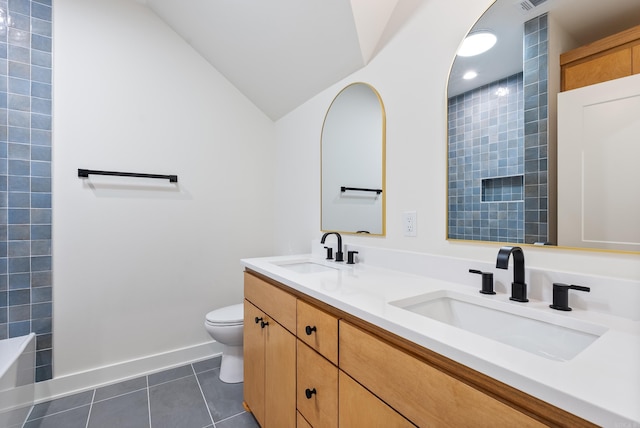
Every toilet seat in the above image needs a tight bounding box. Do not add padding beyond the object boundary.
[205,303,243,326]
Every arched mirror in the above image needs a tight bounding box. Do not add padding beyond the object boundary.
[321,83,386,235]
[447,0,640,251]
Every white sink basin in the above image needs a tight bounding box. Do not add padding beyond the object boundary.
[273,260,339,274]
[390,290,607,361]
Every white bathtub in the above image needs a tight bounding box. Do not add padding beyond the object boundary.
[0,333,36,428]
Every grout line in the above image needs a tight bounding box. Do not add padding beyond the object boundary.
[25,403,92,423]
[215,410,248,424]
[85,389,96,428]
[146,375,152,428]
[192,363,216,428]
[22,402,35,428]
[91,387,148,404]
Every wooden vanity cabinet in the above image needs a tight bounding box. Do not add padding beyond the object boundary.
[243,271,597,428]
[561,24,640,91]
[244,273,297,428]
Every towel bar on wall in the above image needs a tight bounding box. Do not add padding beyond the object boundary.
[340,186,382,195]
[78,169,178,182]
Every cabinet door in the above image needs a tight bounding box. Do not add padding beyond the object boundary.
[339,371,414,428]
[557,73,640,251]
[265,317,297,428]
[297,341,338,428]
[244,300,266,427]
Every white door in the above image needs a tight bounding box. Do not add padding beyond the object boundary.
[557,73,640,252]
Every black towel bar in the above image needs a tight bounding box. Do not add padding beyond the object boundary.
[340,186,382,195]
[78,169,178,183]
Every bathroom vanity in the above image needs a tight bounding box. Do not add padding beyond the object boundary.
[241,250,640,427]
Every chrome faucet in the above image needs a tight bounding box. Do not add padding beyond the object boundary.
[496,246,528,302]
[320,232,344,262]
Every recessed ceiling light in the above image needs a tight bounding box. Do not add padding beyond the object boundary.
[463,71,478,80]
[457,31,497,57]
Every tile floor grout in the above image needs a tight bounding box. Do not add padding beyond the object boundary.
[21,357,257,428]
[83,390,96,428]
[193,364,217,428]
[146,375,152,428]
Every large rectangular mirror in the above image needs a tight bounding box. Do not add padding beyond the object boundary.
[446,0,640,252]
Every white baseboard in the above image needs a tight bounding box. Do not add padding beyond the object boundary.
[34,341,222,403]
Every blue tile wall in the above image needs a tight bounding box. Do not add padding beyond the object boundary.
[523,13,549,244]
[448,73,525,242]
[448,13,550,244]
[0,0,52,382]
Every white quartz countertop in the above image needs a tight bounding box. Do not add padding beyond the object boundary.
[241,254,640,427]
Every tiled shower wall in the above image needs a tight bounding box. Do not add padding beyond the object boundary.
[523,13,549,244]
[448,13,549,244]
[448,73,525,242]
[0,0,53,382]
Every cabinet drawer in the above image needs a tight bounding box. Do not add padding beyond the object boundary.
[339,371,414,428]
[297,340,338,428]
[339,321,545,428]
[244,272,296,333]
[297,300,339,365]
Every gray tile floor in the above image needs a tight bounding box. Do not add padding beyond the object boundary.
[22,357,260,428]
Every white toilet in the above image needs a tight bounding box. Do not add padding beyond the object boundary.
[204,303,244,383]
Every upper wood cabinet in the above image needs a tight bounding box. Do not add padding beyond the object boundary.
[561,24,640,91]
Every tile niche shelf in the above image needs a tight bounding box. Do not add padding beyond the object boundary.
[481,175,524,203]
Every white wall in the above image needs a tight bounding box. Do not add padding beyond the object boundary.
[274,0,640,280]
[52,0,275,379]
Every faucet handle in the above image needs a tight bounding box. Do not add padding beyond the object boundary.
[324,246,333,260]
[550,283,590,311]
[469,269,495,295]
[347,251,359,265]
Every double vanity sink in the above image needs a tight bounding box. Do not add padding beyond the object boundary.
[249,254,640,426]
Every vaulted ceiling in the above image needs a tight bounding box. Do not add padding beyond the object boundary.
[140,0,639,117]
[143,0,401,120]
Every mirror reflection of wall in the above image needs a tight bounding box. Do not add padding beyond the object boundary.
[321,83,386,235]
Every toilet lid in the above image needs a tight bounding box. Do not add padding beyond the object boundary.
[205,303,244,325]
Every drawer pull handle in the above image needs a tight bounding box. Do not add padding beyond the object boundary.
[254,317,263,324]
[305,388,317,399]
[305,325,317,335]
[260,321,269,328]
